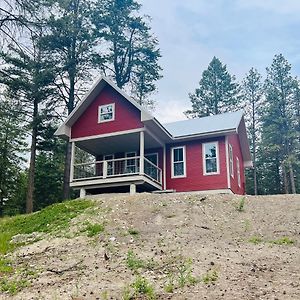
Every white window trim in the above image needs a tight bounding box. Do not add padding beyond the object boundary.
[203,142,220,176]
[125,151,137,170]
[98,103,115,123]
[145,152,158,166]
[229,144,234,178]
[236,157,241,188]
[171,146,186,178]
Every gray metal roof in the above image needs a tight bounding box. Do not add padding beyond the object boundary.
[163,110,244,137]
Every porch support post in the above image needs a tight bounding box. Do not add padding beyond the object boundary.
[103,161,108,179]
[80,188,86,199]
[130,184,136,195]
[70,141,75,182]
[139,131,144,175]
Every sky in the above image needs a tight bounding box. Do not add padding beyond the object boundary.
[139,0,300,123]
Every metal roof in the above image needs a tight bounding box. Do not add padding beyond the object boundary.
[163,110,244,138]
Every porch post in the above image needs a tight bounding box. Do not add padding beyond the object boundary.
[70,141,75,182]
[139,131,144,175]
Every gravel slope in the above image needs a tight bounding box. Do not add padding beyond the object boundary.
[2,193,300,300]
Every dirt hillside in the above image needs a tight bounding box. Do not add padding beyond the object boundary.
[1,193,300,300]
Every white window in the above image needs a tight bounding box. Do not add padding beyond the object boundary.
[236,157,241,187]
[125,151,137,173]
[104,154,114,176]
[98,103,115,123]
[171,146,186,178]
[203,142,219,175]
[229,144,234,178]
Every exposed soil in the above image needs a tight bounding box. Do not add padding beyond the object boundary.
[2,193,300,300]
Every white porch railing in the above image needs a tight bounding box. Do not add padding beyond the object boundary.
[73,156,162,185]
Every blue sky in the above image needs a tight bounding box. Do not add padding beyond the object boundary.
[140,0,300,122]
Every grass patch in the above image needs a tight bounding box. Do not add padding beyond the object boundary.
[132,276,155,299]
[84,223,105,237]
[248,236,263,244]
[0,257,13,274]
[0,199,94,254]
[128,228,139,236]
[0,277,28,295]
[126,250,145,270]
[202,270,218,284]
[236,197,246,212]
[270,237,294,245]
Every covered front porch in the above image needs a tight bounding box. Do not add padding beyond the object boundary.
[69,129,165,196]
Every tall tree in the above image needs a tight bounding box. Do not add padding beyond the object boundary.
[40,0,98,199]
[0,32,57,213]
[0,97,26,216]
[242,68,263,195]
[92,0,162,107]
[262,54,297,194]
[185,57,240,118]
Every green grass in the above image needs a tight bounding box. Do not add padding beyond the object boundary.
[0,257,13,274]
[0,277,28,295]
[236,197,246,212]
[248,236,263,244]
[270,237,295,245]
[85,223,105,237]
[0,199,94,254]
[202,270,218,284]
[126,250,145,270]
[132,276,156,300]
[128,228,139,236]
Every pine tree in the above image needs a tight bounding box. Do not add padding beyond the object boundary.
[185,57,240,118]
[0,97,27,216]
[262,54,297,194]
[92,0,162,107]
[242,68,263,195]
[0,33,57,213]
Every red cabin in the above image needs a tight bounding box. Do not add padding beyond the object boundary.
[55,77,252,197]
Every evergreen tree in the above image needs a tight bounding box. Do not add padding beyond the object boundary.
[92,0,162,107]
[0,97,27,216]
[185,57,240,118]
[0,32,57,213]
[242,68,263,195]
[261,54,298,194]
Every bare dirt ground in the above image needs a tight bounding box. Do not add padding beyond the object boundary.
[2,193,300,300]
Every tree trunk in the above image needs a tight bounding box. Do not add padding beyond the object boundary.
[288,161,296,194]
[281,162,289,194]
[26,101,38,213]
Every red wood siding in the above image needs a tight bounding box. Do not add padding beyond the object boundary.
[165,137,228,192]
[227,134,245,195]
[71,85,143,139]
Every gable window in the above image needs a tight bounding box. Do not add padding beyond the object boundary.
[236,157,241,187]
[203,142,219,175]
[171,146,186,178]
[229,144,234,178]
[98,103,115,123]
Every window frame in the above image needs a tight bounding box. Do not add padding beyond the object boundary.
[229,144,234,178]
[236,157,241,188]
[125,151,138,173]
[98,103,115,123]
[171,146,186,178]
[104,154,114,176]
[202,141,220,176]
